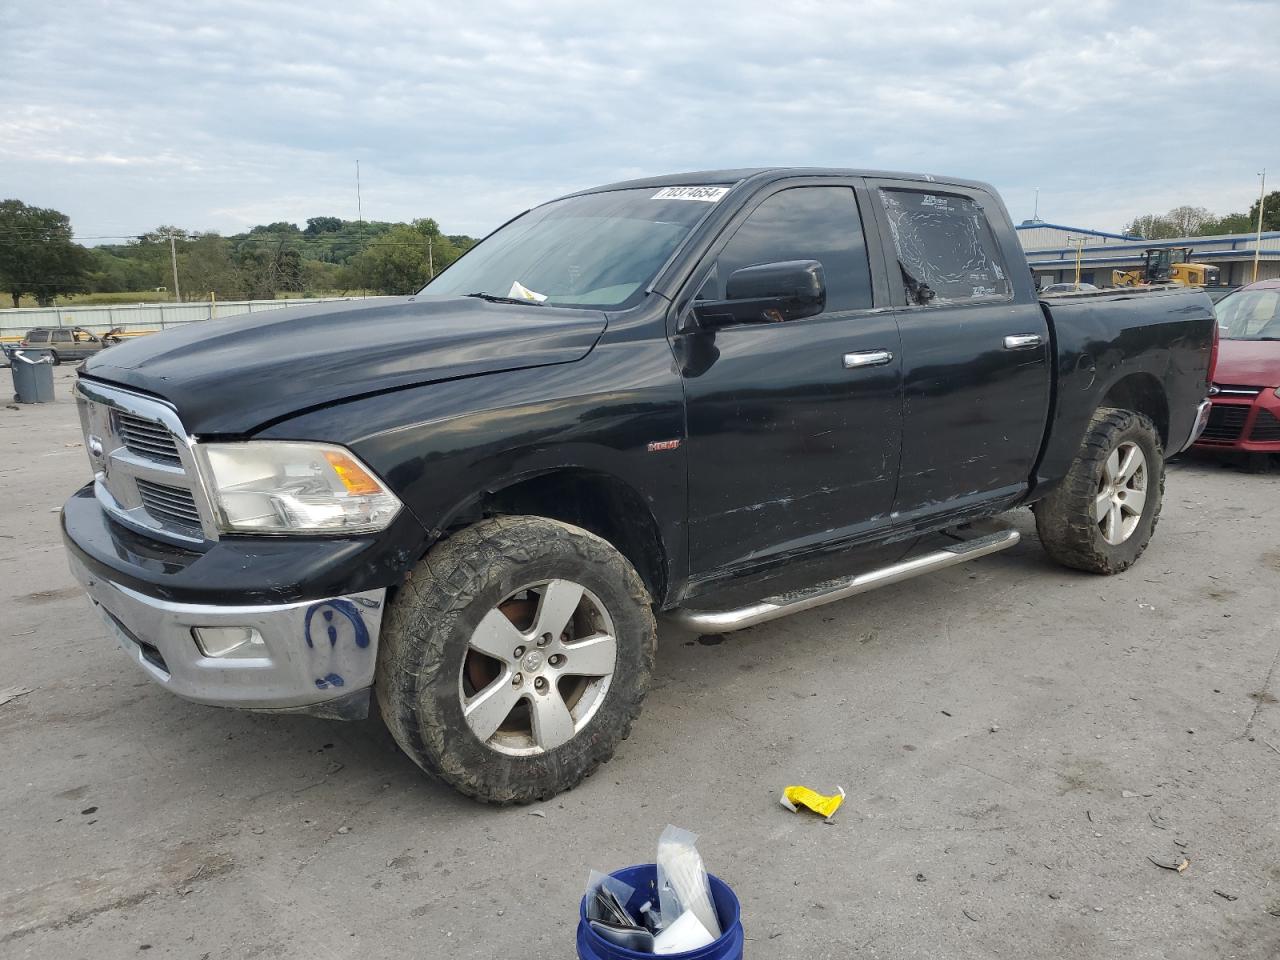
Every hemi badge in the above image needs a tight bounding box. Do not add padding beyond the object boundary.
[647,439,682,452]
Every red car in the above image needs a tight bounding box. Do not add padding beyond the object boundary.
[1195,278,1280,454]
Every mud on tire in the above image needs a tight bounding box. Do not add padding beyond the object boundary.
[1033,407,1165,575]
[375,516,656,804]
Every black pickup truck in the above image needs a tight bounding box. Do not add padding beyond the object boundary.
[62,168,1215,803]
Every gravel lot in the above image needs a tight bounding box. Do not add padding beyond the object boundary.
[2,369,1279,959]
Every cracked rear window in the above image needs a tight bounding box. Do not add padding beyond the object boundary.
[879,189,1010,304]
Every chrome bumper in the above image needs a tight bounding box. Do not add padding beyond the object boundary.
[68,550,385,713]
[1179,399,1213,453]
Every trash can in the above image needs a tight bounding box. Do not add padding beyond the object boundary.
[10,350,55,403]
[577,864,743,960]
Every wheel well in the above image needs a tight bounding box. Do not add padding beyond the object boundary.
[1101,374,1169,448]
[458,470,669,602]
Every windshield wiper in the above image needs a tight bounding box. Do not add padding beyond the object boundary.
[464,292,545,306]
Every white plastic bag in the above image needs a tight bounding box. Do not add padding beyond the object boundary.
[655,825,721,940]
[654,910,716,955]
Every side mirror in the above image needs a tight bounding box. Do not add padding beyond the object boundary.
[693,260,826,328]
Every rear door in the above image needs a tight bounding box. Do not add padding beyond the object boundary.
[865,180,1050,526]
[675,180,904,576]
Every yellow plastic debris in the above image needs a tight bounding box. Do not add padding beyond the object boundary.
[780,784,846,819]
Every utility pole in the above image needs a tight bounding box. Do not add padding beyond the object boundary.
[169,234,181,302]
[356,160,364,228]
[428,237,434,279]
[1033,188,1040,221]
[1253,169,1267,284]
[356,160,366,298]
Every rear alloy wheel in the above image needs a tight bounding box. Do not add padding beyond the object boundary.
[376,516,656,803]
[1035,407,1164,574]
[1096,441,1148,546]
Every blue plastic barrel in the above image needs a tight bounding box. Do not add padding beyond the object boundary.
[577,863,743,960]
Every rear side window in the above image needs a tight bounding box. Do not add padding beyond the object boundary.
[879,189,1011,304]
[707,186,874,313]
[52,330,73,343]
[26,330,49,343]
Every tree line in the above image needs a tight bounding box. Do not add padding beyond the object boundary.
[0,199,478,307]
[1121,191,1280,240]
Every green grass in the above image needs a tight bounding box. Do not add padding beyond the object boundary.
[2,291,173,308]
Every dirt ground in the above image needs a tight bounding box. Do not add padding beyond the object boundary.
[2,368,1279,959]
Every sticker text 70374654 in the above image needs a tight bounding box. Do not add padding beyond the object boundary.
[651,186,730,202]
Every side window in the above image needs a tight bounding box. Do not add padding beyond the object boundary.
[707,186,873,313]
[27,330,49,343]
[879,189,1011,304]
[53,330,73,343]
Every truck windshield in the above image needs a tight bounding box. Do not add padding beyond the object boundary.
[1215,287,1280,340]
[421,187,730,309]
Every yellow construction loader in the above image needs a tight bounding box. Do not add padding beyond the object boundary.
[1112,247,1220,287]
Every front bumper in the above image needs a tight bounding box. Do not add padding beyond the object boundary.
[68,548,385,714]
[60,478,423,714]
[1193,389,1280,452]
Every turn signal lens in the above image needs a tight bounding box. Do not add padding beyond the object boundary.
[322,450,382,495]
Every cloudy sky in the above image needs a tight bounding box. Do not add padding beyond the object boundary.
[2,0,1276,241]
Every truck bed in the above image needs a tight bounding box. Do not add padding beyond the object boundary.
[1033,285,1215,491]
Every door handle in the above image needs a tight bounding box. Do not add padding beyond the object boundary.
[843,349,894,369]
[1004,334,1043,350]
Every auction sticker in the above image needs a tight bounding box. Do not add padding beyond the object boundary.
[651,186,730,202]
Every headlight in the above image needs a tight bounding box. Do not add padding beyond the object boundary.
[196,441,402,534]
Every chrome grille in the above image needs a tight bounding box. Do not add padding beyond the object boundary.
[116,412,182,465]
[1211,384,1263,397]
[136,478,202,530]
[75,379,214,544]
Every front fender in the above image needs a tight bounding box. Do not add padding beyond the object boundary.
[255,333,689,593]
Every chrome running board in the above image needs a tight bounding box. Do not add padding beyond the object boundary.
[667,529,1020,634]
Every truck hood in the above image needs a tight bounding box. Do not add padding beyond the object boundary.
[81,296,608,435]
[1214,338,1280,389]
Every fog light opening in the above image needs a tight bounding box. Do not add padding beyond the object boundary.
[192,625,265,658]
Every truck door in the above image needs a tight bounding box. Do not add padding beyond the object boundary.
[865,180,1051,527]
[674,181,904,576]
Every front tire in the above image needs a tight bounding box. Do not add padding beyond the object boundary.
[1034,407,1165,574]
[376,516,656,803]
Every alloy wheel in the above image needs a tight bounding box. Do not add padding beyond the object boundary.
[1096,440,1147,545]
[458,580,617,756]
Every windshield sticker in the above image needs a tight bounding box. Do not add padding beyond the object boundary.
[651,186,730,203]
[507,280,548,302]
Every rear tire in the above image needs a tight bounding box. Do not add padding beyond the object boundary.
[48,351,61,366]
[376,516,656,803]
[1034,407,1164,574]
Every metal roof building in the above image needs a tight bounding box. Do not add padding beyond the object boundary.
[1016,219,1280,288]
